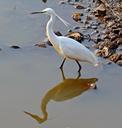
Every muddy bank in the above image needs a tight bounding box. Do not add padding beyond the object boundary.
[1,0,121,66]
[40,0,122,66]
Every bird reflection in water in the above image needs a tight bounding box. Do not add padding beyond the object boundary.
[24,69,98,124]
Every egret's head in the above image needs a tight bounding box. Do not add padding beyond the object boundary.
[31,8,72,30]
[41,8,55,15]
[31,8,55,15]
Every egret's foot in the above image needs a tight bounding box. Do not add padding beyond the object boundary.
[59,65,63,69]
[77,70,81,79]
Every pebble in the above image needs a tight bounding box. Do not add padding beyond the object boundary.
[35,43,47,48]
[73,26,80,30]
[86,15,92,21]
[102,46,110,57]
[117,38,122,45]
[90,22,100,29]
[116,60,122,66]
[96,50,102,56]
[10,45,21,49]
[80,13,84,16]
[104,16,112,21]
[72,12,82,22]
[85,8,91,12]
[106,61,112,65]
[86,25,91,29]
[59,1,66,4]
[84,20,89,25]
[91,30,99,35]
[66,31,84,42]
[91,25,98,29]
[113,28,120,34]
[95,3,106,17]
[107,21,115,27]
[109,53,121,62]
[73,4,85,9]
[92,22,100,26]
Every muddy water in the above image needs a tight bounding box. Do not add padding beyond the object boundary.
[0,0,122,128]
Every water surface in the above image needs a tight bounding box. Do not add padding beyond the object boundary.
[0,0,122,128]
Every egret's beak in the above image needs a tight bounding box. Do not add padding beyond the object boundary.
[30,11,45,14]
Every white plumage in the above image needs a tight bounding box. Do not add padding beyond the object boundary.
[31,8,99,72]
[59,36,97,63]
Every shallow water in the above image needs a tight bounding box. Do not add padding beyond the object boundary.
[0,0,122,128]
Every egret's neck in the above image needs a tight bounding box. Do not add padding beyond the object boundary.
[46,14,59,48]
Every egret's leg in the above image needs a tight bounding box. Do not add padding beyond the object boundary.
[76,71,81,79]
[75,60,82,73]
[60,68,66,80]
[60,58,66,69]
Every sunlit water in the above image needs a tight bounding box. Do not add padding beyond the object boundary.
[0,0,122,128]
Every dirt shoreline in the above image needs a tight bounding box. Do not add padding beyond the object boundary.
[41,0,122,66]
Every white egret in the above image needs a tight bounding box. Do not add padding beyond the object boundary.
[31,8,99,72]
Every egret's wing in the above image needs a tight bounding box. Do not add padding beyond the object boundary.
[59,37,94,62]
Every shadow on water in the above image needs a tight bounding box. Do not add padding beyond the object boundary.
[24,69,98,124]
